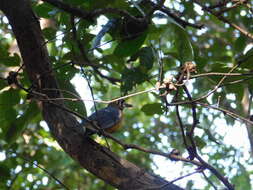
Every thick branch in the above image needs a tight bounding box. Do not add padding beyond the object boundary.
[0,0,183,189]
[41,0,141,22]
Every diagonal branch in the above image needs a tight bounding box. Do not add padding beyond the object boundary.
[0,1,184,189]
[147,0,204,29]
[192,0,253,39]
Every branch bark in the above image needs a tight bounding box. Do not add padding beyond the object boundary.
[0,0,184,189]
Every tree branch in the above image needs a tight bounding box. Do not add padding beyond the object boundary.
[147,0,204,29]
[0,0,183,189]
[41,0,141,22]
[193,0,253,39]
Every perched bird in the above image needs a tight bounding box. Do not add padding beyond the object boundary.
[81,99,132,135]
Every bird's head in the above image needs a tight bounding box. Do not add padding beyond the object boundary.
[108,99,132,110]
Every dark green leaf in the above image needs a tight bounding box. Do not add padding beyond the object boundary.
[141,103,163,116]
[234,35,247,53]
[0,80,7,90]
[121,67,148,92]
[34,3,56,18]
[4,102,40,146]
[57,76,87,117]
[0,89,20,105]
[0,163,10,181]
[237,47,253,69]
[114,31,147,57]
[165,18,194,63]
[139,47,154,70]
[42,27,57,40]
[0,53,20,66]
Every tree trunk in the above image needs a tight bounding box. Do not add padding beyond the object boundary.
[0,0,184,189]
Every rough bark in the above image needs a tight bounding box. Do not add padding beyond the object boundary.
[0,0,184,189]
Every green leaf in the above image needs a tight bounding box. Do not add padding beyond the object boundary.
[121,67,148,92]
[234,35,247,53]
[139,47,154,70]
[0,53,20,66]
[4,102,40,146]
[88,0,129,9]
[42,27,57,40]
[65,0,86,6]
[0,163,10,181]
[237,47,253,69]
[141,103,163,116]
[194,136,206,149]
[128,46,155,71]
[0,89,20,105]
[165,18,194,63]
[0,80,7,91]
[231,163,251,190]
[57,76,87,117]
[114,31,147,57]
[34,3,56,18]
[0,89,20,122]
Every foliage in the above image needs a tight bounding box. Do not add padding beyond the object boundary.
[0,0,253,189]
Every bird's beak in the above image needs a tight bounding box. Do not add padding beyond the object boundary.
[124,103,133,108]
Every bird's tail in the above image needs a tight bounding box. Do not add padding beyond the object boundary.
[79,121,98,136]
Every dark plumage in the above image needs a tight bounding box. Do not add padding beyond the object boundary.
[81,100,132,135]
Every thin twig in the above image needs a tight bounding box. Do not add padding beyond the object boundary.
[207,0,231,9]
[175,92,188,150]
[101,131,202,166]
[146,0,166,20]
[197,101,253,125]
[35,88,156,104]
[191,72,253,79]
[167,169,203,186]
[169,64,240,106]
[195,154,235,190]
[216,1,245,15]
[182,86,198,159]
[131,0,146,17]
[147,0,204,29]
[202,171,218,190]
[18,154,71,190]
[193,0,253,39]
[142,169,204,190]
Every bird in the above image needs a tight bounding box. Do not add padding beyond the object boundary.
[81,99,132,135]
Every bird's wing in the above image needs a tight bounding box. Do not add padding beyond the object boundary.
[87,107,121,130]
